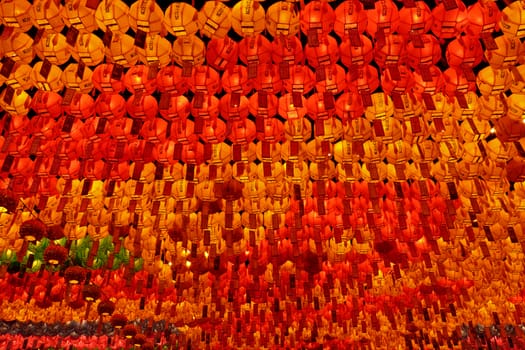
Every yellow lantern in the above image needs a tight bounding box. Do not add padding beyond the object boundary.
[30,61,65,91]
[510,64,525,93]
[105,32,138,67]
[198,1,232,39]
[3,63,33,90]
[476,66,513,96]
[72,33,105,66]
[505,93,525,121]
[459,141,486,164]
[172,35,206,68]
[0,0,32,32]
[0,88,31,116]
[95,0,130,33]
[129,0,165,35]
[62,0,98,32]
[231,0,266,37]
[61,63,94,93]
[453,91,479,120]
[136,34,172,67]
[364,93,394,121]
[34,32,71,65]
[1,32,34,64]
[484,35,523,69]
[478,95,506,120]
[31,0,65,32]
[458,117,491,143]
[165,2,200,37]
[265,1,300,38]
[500,0,525,38]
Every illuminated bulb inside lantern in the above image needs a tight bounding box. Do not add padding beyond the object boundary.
[490,127,496,134]
[181,249,189,257]
[204,251,209,258]
[0,207,7,213]
[185,260,192,268]
[245,250,250,256]
[168,261,172,266]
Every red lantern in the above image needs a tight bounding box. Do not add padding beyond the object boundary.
[398,1,433,38]
[219,94,250,121]
[346,65,380,95]
[221,65,252,95]
[333,0,367,39]
[92,64,125,93]
[169,118,197,144]
[159,95,190,120]
[191,94,220,120]
[335,92,364,122]
[189,65,222,95]
[339,34,374,68]
[123,65,158,95]
[125,94,158,119]
[200,118,227,144]
[365,0,400,36]
[442,68,476,100]
[431,0,468,39]
[304,35,340,68]
[271,36,304,66]
[283,65,315,94]
[445,35,483,68]
[156,65,189,95]
[206,37,239,71]
[95,93,127,119]
[254,63,282,94]
[238,34,273,67]
[412,65,444,97]
[300,0,335,39]
[228,119,257,144]
[62,92,95,120]
[373,34,406,69]
[248,92,279,118]
[381,64,414,95]
[406,34,441,70]
[306,92,336,121]
[30,90,63,119]
[466,1,500,38]
[315,64,346,94]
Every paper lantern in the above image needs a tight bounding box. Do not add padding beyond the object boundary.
[104,32,139,67]
[315,64,346,94]
[129,0,165,35]
[381,64,414,96]
[137,34,172,67]
[3,63,32,90]
[34,32,70,65]
[406,34,441,70]
[190,94,220,120]
[190,65,221,95]
[206,37,239,71]
[0,0,33,32]
[346,65,380,96]
[278,93,307,120]
[373,34,406,68]
[231,0,266,37]
[72,33,105,66]
[412,65,444,97]
[466,0,500,38]
[442,67,476,99]
[271,36,304,65]
[159,94,190,120]
[445,35,483,68]
[198,1,232,39]
[476,66,512,96]
[61,63,94,93]
[484,35,523,69]
[2,32,34,64]
[253,63,282,94]
[62,0,98,32]
[30,61,64,91]
[364,93,394,121]
[304,35,340,68]
[339,34,373,68]
[265,1,300,38]
[365,0,399,36]
[431,0,467,39]
[238,34,272,67]
[0,88,31,116]
[248,92,278,118]
[95,93,127,119]
[219,94,250,121]
[165,2,200,37]
[63,92,95,120]
[30,0,65,32]
[172,35,206,68]
[126,94,158,119]
[283,65,315,94]
[95,0,130,33]
[398,1,432,37]
[123,65,158,94]
[500,0,525,38]
[335,92,364,122]
[333,0,367,39]
[92,64,125,93]
[505,93,525,121]
[221,65,253,95]
[156,65,188,95]
[478,95,506,120]
[300,0,335,38]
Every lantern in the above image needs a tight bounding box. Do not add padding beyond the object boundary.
[315,64,346,94]
[126,94,158,119]
[30,61,64,91]
[476,66,512,96]
[365,0,400,37]
[34,32,70,65]
[94,0,130,33]
[219,94,250,121]
[137,34,172,67]
[238,34,272,69]
[248,92,279,118]
[335,92,364,122]
[397,1,432,38]
[231,0,266,37]
[61,0,98,32]
[253,63,282,94]
[221,65,252,95]
[339,35,374,68]
[0,0,33,32]
[373,34,406,69]
[484,35,523,69]
[271,36,304,66]
[92,64,125,93]
[466,0,500,38]
[158,94,190,120]
[165,2,200,37]
[445,35,483,69]
[72,33,105,66]
[129,0,165,35]
[500,0,525,38]
[206,37,239,71]
[333,0,367,39]
[95,93,127,119]
[283,65,315,95]
[506,93,525,121]
[63,92,95,120]
[61,63,94,93]
[304,35,340,68]
[123,65,158,95]
[2,63,32,90]
[431,1,468,38]
[172,35,206,68]
[2,32,35,64]
[30,0,65,32]
[156,65,188,95]
[406,34,441,71]
[198,1,232,39]
[300,0,335,39]
[190,65,221,95]
[265,1,300,37]
[104,32,139,67]
[0,88,31,116]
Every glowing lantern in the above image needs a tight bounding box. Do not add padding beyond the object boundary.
[238,34,272,69]
[335,92,364,122]
[315,64,346,94]
[333,0,367,39]
[190,65,221,95]
[219,94,250,121]
[231,0,266,37]
[95,0,130,33]
[30,61,64,91]
[373,34,406,69]
[380,64,414,96]
[506,93,525,121]
[500,0,525,38]
[191,94,220,120]
[347,65,380,96]
[136,34,172,67]
[172,35,206,68]
[63,92,95,120]
[453,91,479,120]
[3,63,32,90]
[485,35,523,69]
[0,0,33,32]
[104,32,139,67]
[300,0,335,39]
[126,94,158,119]
[406,34,441,71]
[253,63,282,94]
[221,65,252,95]
[445,35,483,69]
[459,117,491,143]
[248,92,278,118]
[478,95,506,120]
[476,66,512,96]
[72,33,105,66]
[365,0,400,37]
[129,0,165,35]
[92,64,125,93]
[198,1,232,39]
[271,36,304,65]
[156,65,188,95]
[165,2,200,37]
[0,88,31,116]
[265,1,300,37]
[2,32,35,64]
[278,93,307,120]
[61,63,94,93]
[206,37,239,71]
[62,0,97,32]
[431,0,467,39]
[412,65,444,97]
[398,1,432,38]
[31,91,63,119]
[124,65,158,94]
[283,65,315,94]
[34,32,70,65]
[364,93,394,121]
[339,35,374,68]
[159,94,190,120]
[304,35,340,68]
[442,67,476,100]
[95,93,127,119]
[466,1,500,38]
[31,0,65,32]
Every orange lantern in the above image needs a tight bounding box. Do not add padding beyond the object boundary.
[406,34,441,71]
[125,94,158,119]
[466,1,500,38]
[165,2,200,37]
[198,1,232,39]
[304,35,340,68]
[476,66,512,96]
[333,0,367,39]
[381,64,414,96]
[61,63,94,93]
[30,61,64,91]
[95,93,127,119]
[484,35,523,69]
[300,0,335,39]
[500,0,525,38]
[72,33,105,66]
[239,34,273,69]
[373,34,406,69]
[265,1,300,38]
[315,64,346,94]
[442,67,476,100]
[172,35,206,68]
[365,0,400,37]
[3,32,35,64]
[248,92,279,118]
[335,91,364,122]
[3,63,32,90]
[219,94,250,121]
[191,94,220,120]
[346,65,380,97]
[412,65,444,97]
[31,0,65,32]
[283,65,315,95]
[339,34,374,68]
[159,95,190,120]
[278,93,307,120]
[253,63,282,94]
[397,1,432,38]
[445,35,483,68]
[156,65,188,95]
[123,65,158,94]
[94,0,130,33]
[129,0,165,35]
[0,88,31,116]
[136,34,172,67]
[190,65,222,95]
[0,0,33,32]
[206,37,239,71]
[221,65,253,95]
[92,64,125,93]
[231,0,266,37]
[104,32,139,67]
[431,0,468,39]
[61,0,98,32]
[34,32,70,65]
[271,36,304,66]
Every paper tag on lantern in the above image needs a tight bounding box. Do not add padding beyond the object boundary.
[479,241,490,257]
[348,64,359,81]
[455,92,469,109]
[102,29,113,47]
[232,144,243,162]
[33,28,45,46]
[279,61,290,80]
[292,92,303,107]
[230,92,241,109]
[95,118,108,134]
[373,119,385,137]
[315,67,326,82]
[61,116,75,133]
[134,29,147,48]
[387,64,401,82]
[419,64,433,82]
[111,63,124,80]
[307,29,319,47]
[323,92,335,110]
[247,61,258,79]
[3,86,14,105]
[85,0,100,9]
[348,28,362,47]
[0,57,15,78]
[66,26,80,46]
[148,62,160,80]
[483,225,494,241]
[314,119,325,137]
[508,226,518,243]
[360,90,373,107]
[462,66,476,82]
[409,32,424,48]
[391,93,405,109]
[421,93,436,110]
[442,0,458,10]
[480,32,498,50]
[375,28,386,48]
[62,88,76,106]
[0,25,13,40]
